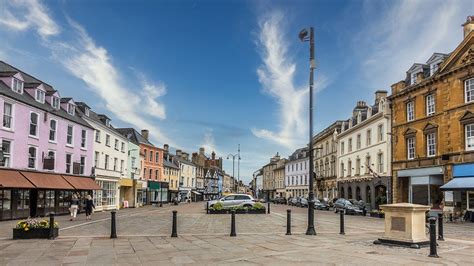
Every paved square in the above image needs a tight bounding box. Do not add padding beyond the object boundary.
[0,203,473,265]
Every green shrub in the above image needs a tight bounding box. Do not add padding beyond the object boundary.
[212,202,223,211]
[252,202,265,210]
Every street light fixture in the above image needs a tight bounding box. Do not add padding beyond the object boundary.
[299,26,316,236]
[227,152,241,193]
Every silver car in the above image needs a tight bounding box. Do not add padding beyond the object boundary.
[208,194,255,209]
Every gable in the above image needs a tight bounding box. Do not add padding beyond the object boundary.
[460,111,474,125]
[403,128,417,136]
[438,31,474,73]
[407,63,424,74]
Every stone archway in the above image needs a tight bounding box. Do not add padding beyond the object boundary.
[356,186,361,201]
[348,186,353,199]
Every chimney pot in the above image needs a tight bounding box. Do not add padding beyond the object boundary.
[212,151,216,160]
[141,129,149,140]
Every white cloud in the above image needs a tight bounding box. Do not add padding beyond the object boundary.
[200,128,220,155]
[0,0,172,146]
[252,10,329,149]
[356,0,472,89]
[0,0,60,38]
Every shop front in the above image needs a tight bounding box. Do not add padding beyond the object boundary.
[338,176,390,210]
[147,181,169,204]
[179,187,191,202]
[136,180,146,207]
[93,176,119,211]
[441,163,474,221]
[119,178,134,208]
[397,166,444,208]
[169,188,179,202]
[0,169,101,221]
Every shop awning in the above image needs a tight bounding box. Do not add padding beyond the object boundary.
[119,178,133,187]
[148,181,160,190]
[21,171,74,190]
[192,191,201,195]
[0,169,35,189]
[440,177,474,191]
[62,175,101,190]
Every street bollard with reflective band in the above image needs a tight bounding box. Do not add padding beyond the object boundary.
[110,211,117,239]
[428,217,439,258]
[438,213,444,241]
[49,213,55,240]
[230,210,236,237]
[339,211,345,235]
[267,202,270,214]
[171,210,178,237]
[286,209,291,235]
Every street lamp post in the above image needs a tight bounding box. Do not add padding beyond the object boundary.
[227,146,241,193]
[299,27,316,235]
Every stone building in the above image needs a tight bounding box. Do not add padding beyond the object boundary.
[389,18,474,214]
[262,153,280,200]
[337,91,391,210]
[313,121,343,200]
[273,158,288,198]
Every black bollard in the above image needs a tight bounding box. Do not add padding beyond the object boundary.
[428,217,439,258]
[171,210,178,237]
[286,209,291,235]
[206,201,209,214]
[339,211,345,235]
[230,210,236,237]
[110,211,117,239]
[438,213,444,241]
[48,213,55,240]
[449,213,453,222]
[267,201,270,214]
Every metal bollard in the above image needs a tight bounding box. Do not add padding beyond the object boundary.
[286,209,291,235]
[48,213,55,240]
[449,213,453,222]
[438,213,444,241]
[171,210,178,237]
[267,201,270,214]
[230,210,236,237]
[206,201,209,214]
[428,217,439,258]
[110,211,117,239]
[339,211,345,235]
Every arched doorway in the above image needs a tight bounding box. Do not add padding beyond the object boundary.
[340,187,345,199]
[366,186,372,205]
[356,186,361,201]
[375,185,387,208]
[348,186,353,199]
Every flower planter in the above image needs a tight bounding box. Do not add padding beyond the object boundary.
[13,228,58,240]
[370,213,379,217]
[208,208,266,214]
[378,213,385,218]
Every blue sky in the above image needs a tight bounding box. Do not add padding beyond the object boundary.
[1,0,472,183]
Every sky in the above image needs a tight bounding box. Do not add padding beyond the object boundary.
[0,0,472,184]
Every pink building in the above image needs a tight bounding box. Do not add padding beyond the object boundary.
[0,61,98,220]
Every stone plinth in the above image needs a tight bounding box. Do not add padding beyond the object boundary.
[374,203,430,248]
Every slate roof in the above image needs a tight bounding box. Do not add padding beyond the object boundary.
[163,156,180,169]
[0,80,92,129]
[75,103,126,138]
[0,61,55,92]
[115,128,155,146]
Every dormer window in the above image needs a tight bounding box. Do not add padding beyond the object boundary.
[12,78,23,94]
[410,72,417,85]
[35,89,45,103]
[85,107,90,117]
[105,119,110,127]
[67,103,75,115]
[430,63,439,76]
[51,97,59,109]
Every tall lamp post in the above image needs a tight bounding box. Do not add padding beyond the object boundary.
[227,153,239,192]
[299,27,316,235]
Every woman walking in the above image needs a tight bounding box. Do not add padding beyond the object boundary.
[85,194,95,220]
[69,193,80,221]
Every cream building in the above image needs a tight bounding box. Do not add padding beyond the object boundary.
[175,150,196,202]
[76,103,128,210]
[313,121,343,200]
[337,91,391,209]
[285,148,309,199]
[262,153,280,200]
[273,158,288,198]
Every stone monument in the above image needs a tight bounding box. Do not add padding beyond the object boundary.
[374,203,431,248]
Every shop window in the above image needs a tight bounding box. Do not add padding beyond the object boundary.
[59,191,72,207]
[45,190,55,208]
[0,190,11,211]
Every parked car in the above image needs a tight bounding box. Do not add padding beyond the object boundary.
[207,194,256,209]
[296,197,309,207]
[288,197,298,206]
[333,198,363,215]
[273,197,286,204]
[314,199,330,210]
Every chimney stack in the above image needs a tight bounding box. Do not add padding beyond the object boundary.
[163,144,169,152]
[176,149,182,157]
[463,16,474,38]
[211,151,216,160]
[141,129,149,140]
[199,147,205,155]
[375,90,388,103]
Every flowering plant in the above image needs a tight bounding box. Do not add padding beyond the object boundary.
[16,218,59,231]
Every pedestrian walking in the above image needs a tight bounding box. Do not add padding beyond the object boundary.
[69,193,80,221]
[85,194,95,220]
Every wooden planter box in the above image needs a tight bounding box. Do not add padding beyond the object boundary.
[13,228,58,240]
[208,209,266,214]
